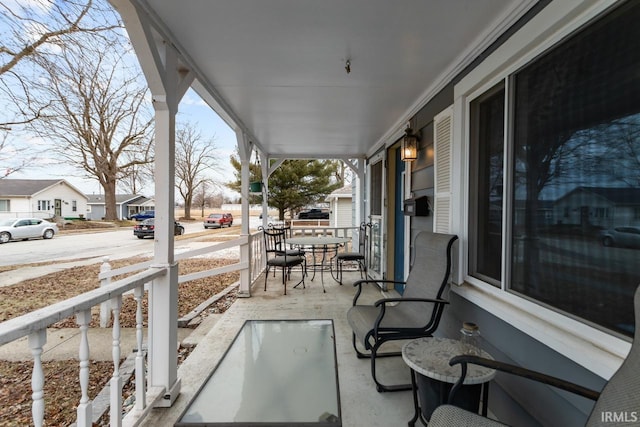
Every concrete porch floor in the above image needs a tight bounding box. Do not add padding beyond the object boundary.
[141,269,416,426]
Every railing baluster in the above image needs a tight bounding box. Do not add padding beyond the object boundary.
[29,329,46,427]
[110,295,123,427]
[134,286,147,411]
[100,257,112,327]
[76,310,92,427]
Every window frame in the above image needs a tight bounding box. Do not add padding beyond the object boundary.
[452,0,630,379]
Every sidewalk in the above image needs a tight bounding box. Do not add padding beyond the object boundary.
[0,327,192,362]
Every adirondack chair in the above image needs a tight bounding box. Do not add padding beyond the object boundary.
[347,230,458,392]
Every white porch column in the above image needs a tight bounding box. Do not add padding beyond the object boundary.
[260,152,269,228]
[149,97,181,406]
[237,130,252,297]
[344,157,366,225]
[147,42,193,406]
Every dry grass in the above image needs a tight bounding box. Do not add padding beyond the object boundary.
[0,255,240,426]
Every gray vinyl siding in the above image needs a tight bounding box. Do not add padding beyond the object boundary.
[436,293,605,427]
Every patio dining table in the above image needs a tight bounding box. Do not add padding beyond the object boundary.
[287,236,351,292]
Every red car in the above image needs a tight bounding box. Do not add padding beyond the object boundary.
[203,213,233,229]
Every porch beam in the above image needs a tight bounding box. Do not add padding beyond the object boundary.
[267,158,285,177]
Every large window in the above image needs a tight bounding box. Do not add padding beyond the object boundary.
[470,1,640,337]
[0,200,9,212]
[37,200,51,211]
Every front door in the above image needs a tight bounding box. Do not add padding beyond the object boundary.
[367,152,385,282]
[393,148,406,293]
[54,199,62,217]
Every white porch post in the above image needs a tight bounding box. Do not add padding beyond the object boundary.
[148,42,193,406]
[149,95,181,406]
[237,130,252,297]
[344,157,366,225]
[260,152,269,228]
[356,158,366,225]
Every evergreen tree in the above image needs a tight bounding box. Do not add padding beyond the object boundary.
[227,154,342,219]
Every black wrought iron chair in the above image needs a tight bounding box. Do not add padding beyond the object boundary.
[334,222,369,284]
[346,230,458,392]
[262,227,306,295]
[429,283,640,427]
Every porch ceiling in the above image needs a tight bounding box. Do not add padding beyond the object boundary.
[124,0,531,159]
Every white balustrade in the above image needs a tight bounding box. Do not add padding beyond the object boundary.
[110,295,123,427]
[76,310,92,427]
[28,329,46,427]
[100,257,112,327]
[134,286,147,412]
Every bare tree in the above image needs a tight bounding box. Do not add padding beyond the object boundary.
[118,151,154,195]
[175,122,219,219]
[0,0,120,127]
[0,0,122,177]
[192,181,224,218]
[0,130,37,178]
[28,34,154,220]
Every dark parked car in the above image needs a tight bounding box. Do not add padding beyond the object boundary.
[204,213,233,229]
[297,208,329,219]
[134,218,184,239]
[130,210,155,221]
[601,226,640,248]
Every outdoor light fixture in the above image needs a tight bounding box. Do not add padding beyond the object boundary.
[401,127,419,161]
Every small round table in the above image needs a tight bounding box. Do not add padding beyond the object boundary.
[402,337,496,426]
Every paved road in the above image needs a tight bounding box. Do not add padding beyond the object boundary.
[0,221,229,267]
[0,216,267,268]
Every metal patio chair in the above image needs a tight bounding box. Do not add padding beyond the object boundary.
[346,230,458,392]
[429,283,640,427]
[334,222,370,285]
[262,227,306,295]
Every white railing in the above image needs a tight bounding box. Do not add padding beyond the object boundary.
[0,233,264,427]
[290,226,358,250]
[0,267,166,427]
[0,227,347,426]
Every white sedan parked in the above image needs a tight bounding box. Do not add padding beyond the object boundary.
[0,218,59,244]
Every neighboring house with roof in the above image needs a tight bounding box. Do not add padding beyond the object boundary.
[325,184,354,228]
[553,186,640,229]
[0,179,88,220]
[86,194,153,220]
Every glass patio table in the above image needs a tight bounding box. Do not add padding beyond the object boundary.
[287,236,350,291]
[176,319,341,426]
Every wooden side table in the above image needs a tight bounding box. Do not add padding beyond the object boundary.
[402,337,496,426]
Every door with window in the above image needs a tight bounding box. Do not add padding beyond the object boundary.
[367,152,385,281]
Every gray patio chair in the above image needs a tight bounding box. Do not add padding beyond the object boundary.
[347,230,458,392]
[334,222,370,285]
[429,282,640,427]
